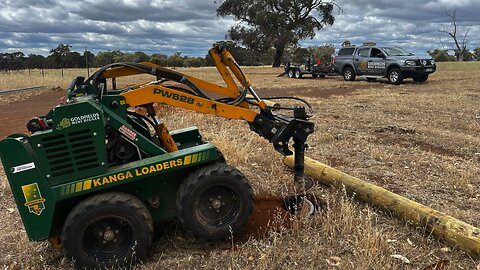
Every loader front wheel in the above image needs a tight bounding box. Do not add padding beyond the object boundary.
[176,163,253,240]
[62,192,153,269]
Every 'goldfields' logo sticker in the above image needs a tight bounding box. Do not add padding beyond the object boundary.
[22,183,46,216]
[57,113,100,130]
[57,118,72,130]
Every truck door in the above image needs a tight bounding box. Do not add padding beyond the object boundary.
[354,48,370,75]
[368,48,387,75]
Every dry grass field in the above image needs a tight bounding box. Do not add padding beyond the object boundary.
[0,62,479,269]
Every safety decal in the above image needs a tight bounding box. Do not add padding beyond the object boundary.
[21,183,46,216]
[119,125,137,141]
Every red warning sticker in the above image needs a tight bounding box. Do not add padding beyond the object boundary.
[119,125,137,141]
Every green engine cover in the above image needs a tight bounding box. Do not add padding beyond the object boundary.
[28,98,109,186]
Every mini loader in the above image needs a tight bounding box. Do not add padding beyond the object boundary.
[0,47,314,268]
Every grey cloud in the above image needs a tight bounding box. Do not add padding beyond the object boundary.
[1,0,479,57]
[304,0,480,55]
[64,0,217,22]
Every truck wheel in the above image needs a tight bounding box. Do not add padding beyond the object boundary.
[294,69,302,79]
[342,67,355,81]
[62,192,153,269]
[176,162,253,240]
[387,68,403,85]
[413,74,428,83]
[287,69,294,78]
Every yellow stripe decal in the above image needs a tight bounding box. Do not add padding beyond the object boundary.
[83,180,92,190]
[192,154,198,163]
[75,182,83,192]
[184,155,191,165]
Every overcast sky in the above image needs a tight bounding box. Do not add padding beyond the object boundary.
[1,0,479,57]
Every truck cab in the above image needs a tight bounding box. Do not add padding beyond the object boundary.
[333,46,436,84]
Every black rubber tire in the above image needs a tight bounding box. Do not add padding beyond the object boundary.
[318,74,326,78]
[342,66,355,81]
[312,74,319,78]
[366,77,377,82]
[413,74,429,83]
[215,148,227,163]
[294,69,302,79]
[62,192,153,269]
[387,68,403,85]
[176,162,253,240]
[287,69,294,78]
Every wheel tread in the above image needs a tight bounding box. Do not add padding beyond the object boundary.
[62,192,153,268]
[176,163,253,240]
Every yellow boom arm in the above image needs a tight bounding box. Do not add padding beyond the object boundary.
[77,46,314,184]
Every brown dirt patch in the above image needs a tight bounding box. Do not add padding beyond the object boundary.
[0,89,65,138]
[235,194,324,243]
[235,195,288,243]
[255,84,367,99]
[374,133,466,159]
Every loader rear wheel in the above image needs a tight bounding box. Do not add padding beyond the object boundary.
[62,192,153,269]
[176,163,253,240]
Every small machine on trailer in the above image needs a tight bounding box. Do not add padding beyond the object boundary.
[0,46,314,268]
[285,55,337,79]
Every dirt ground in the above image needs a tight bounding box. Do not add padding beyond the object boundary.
[0,63,479,269]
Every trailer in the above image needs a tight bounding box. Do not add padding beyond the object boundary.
[285,56,338,79]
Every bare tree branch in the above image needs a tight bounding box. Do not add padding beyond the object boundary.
[439,6,470,61]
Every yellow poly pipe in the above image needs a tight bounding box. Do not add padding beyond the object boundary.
[245,94,280,108]
[284,155,480,259]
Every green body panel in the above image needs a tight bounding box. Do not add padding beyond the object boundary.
[0,93,219,241]
[54,144,216,199]
[0,134,57,240]
[54,144,217,222]
[28,99,108,186]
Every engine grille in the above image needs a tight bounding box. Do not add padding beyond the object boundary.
[41,129,99,177]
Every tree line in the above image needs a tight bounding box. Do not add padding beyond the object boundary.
[0,42,339,72]
[0,44,204,72]
[0,42,282,72]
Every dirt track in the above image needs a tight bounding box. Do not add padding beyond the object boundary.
[0,90,65,138]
